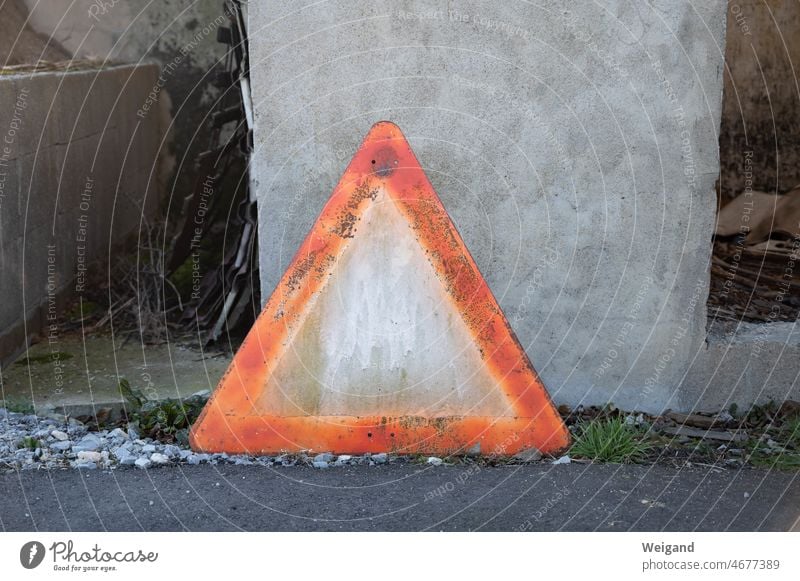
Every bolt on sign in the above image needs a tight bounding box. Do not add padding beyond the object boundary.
[190,121,569,456]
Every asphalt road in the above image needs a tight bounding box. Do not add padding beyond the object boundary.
[1,463,798,531]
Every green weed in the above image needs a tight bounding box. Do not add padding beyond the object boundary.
[782,416,800,448]
[1,397,35,414]
[17,436,41,450]
[570,417,651,463]
[117,378,206,442]
[748,449,800,471]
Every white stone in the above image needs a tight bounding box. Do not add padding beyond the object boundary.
[150,453,170,465]
[77,451,102,462]
[718,410,735,423]
[163,445,181,458]
[108,428,128,440]
[111,447,129,460]
[72,435,100,453]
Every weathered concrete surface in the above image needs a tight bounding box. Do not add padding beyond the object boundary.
[1,464,797,531]
[22,0,230,198]
[718,0,800,201]
[248,1,728,413]
[0,0,70,65]
[0,334,230,417]
[686,321,800,413]
[0,65,163,364]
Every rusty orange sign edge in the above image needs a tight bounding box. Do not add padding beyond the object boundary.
[190,121,570,456]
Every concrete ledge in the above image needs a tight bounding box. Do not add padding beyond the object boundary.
[0,64,164,365]
[0,333,228,418]
[682,322,800,412]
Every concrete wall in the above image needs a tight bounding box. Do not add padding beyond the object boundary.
[0,65,163,364]
[0,0,70,66]
[22,0,230,197]
[248,1,729,414]
[719,0,800,201]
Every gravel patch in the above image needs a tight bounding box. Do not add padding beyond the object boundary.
[0,409,438,472]
[1,408,601,472]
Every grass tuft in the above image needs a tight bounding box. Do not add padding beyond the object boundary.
[782,416,800,448]
[570,417,651,463]
[17,436,41,450]
[117,379,207,443]
[749,453,800,471]
[1,397,35,414]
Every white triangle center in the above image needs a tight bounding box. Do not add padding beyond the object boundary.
[258,187,514,417]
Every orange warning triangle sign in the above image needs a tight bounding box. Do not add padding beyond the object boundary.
[190,121,569,456]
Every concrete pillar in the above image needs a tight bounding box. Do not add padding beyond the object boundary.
[248,1,729,413]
